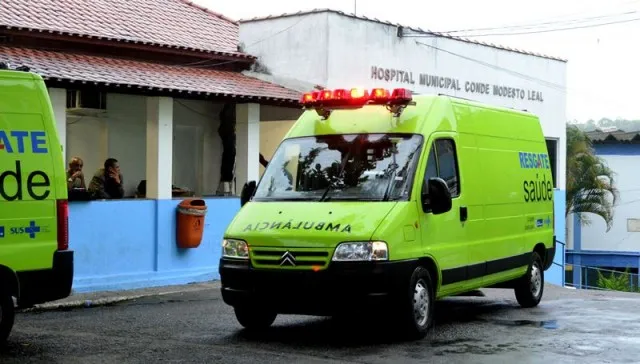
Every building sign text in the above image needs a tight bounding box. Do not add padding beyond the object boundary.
[370,66,544,102]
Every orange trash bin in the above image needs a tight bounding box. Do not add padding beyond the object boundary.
[176,198,207,249]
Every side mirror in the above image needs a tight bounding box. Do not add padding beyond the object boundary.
[240,180,257,207]
[422,177,452,214]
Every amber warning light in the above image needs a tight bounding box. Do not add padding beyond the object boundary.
[300,87,412,108]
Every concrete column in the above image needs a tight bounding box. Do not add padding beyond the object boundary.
[145,97,173,199]
[48,88,67,163]
[235,103,260,195]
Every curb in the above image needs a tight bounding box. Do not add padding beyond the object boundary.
[20,282,220,313]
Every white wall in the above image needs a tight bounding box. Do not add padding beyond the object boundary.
[240,12,568,189]
[239,12,330,88]
[580,151,640,252]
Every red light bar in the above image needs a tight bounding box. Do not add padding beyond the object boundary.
[332,89,348,99]
[350,88,369,99]
[371,88,390,100]
[390,88,412,104]
[318,89,333,101]
[300,87,412,109]
[300,92,315,103]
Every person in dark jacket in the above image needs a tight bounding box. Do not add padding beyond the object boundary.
[88,158,125,199]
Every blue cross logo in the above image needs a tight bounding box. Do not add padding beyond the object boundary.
[25,221,41,239]
[544,217,552,227]
[0,226,4,238]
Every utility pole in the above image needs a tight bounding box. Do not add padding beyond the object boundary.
[354,0,357,15]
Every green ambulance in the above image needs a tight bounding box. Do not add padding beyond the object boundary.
[0,64,74,341]
[220,87,555,339]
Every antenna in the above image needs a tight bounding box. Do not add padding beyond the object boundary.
[354,0,357,15]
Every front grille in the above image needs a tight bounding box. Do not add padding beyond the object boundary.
[250,247,331,270]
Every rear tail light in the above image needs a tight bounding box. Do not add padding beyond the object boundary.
[56,199,69,250]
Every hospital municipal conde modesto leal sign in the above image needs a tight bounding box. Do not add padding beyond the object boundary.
[370,66,545,103]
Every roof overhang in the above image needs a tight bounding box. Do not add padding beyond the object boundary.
[0,46,302,107]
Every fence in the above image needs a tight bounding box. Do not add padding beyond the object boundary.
[565,263,640,293]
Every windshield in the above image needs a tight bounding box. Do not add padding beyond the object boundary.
[253,133,424,202]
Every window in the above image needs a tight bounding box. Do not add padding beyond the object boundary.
[253,133,424,202]
[424,147,438,181]
[423,138,460,197]
[545,138,558,188]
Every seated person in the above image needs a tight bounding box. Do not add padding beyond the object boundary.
[66,156,86,191]
[88,158,125,199]
[66,156,92,201]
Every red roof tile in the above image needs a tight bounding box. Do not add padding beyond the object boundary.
[0,46,301,102]
[0,0,246,56]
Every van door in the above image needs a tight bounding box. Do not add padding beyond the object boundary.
[418,134,469,296]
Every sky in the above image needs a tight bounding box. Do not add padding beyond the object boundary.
[196,0,640,123]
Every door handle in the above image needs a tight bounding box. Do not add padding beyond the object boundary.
[460,206,468,222]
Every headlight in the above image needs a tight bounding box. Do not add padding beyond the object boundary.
[222,238,249,259]
[332,241,388,262]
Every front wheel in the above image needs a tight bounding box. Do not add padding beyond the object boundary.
[514,251,544,308]
[0,292,15,343]
[395,266,435,340]
[234,306,277,330]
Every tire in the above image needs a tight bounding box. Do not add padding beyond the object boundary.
[514,251,545,308]
[395,266,435,340]
[234,306,277,330]
[0,292,15,343]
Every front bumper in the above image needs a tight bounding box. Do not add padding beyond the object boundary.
[17,250,74,306]
[219,258,417,316]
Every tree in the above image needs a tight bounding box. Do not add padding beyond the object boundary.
[565,124,619,231]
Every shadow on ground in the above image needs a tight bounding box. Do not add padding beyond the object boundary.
[228,297,531,348]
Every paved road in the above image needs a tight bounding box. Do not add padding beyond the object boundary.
[1,284,639,364]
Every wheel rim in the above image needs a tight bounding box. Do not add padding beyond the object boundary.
[530,262,542,298]
[413,279,430,327]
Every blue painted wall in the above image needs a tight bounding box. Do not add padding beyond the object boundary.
[546,189,566,287]
[69,197,240,293]
[69,191,567,293]
[566,250,640,269]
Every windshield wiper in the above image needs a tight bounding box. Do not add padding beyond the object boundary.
[382,163,400,201]
[320,150,351,202]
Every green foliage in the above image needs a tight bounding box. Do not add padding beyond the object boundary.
[565,124,619,231]
[596,268,640,293]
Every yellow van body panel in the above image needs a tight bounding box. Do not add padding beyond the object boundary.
[220,94,554,315]
[0,69,73,308]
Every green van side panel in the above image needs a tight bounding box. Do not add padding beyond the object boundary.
[0,71,66,273]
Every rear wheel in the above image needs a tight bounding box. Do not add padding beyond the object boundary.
[0,291,15,343]
[395,266,435,339]
[234,306,277,330]
[514,251,544,308]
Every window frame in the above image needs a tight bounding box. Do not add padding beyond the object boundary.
[421,137,462,199]
[545,138,558,188]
